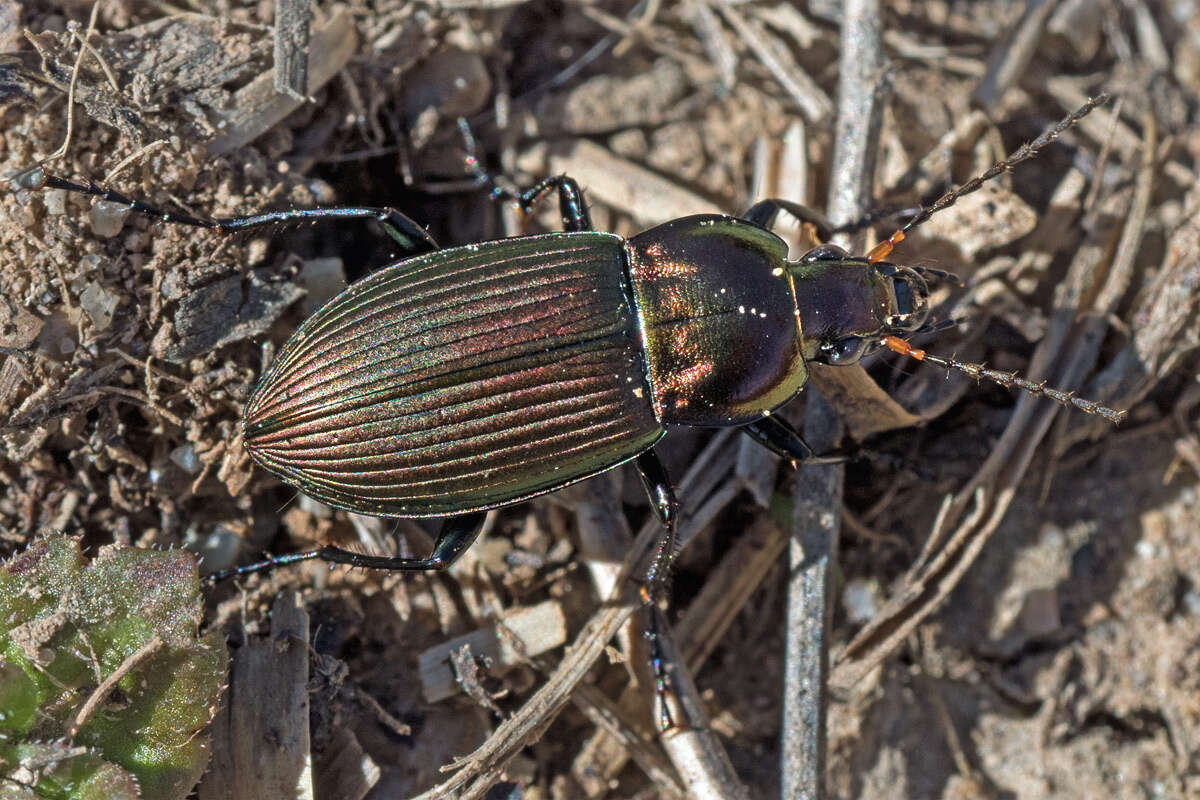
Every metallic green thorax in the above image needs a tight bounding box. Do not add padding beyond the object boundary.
[625,216,808,426]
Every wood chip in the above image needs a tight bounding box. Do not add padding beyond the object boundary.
[199,592,313,800]
[208,6,357,155]
[418,600,566,703]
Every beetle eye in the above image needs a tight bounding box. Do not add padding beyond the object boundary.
[799,244,849,264]
[821,337,867,365]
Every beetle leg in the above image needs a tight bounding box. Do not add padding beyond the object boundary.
[17,170,440,255]
[632,449,683,731]
[741,414,847,466]
[206,512,487,581]
[745,197,929,239]
[448,124,592,231]
[634,450,678,590]
[644,603,677,731]
[742,199,834,243]
[215,206,440,256]
[318,511,489,571]
[636,450,678,532]
[830,203,926,234]
[497,175,593,232]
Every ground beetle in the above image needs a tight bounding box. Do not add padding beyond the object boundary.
[17,95,1121,586]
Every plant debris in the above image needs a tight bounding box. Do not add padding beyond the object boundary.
[1,0,1197,797]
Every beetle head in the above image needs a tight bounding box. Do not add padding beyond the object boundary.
[788,244,930,366]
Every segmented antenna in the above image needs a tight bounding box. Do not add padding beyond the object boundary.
[881,335,1125,423]
[867,94,1112,264]
[908,265,960,284]
[909,317,961,337]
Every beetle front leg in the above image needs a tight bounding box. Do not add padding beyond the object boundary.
[740,414,847,466]
[206,511,487,581]
[744,197,928,239]
[742,199,833,242]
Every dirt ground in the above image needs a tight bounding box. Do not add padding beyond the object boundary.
[1,0,1198,798]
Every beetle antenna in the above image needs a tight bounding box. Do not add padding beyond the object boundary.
[910,317,963,336]
[832,203,923,234]
[866,94,1111,264]
[880,335,1124,423]
[908,265,961,284]
[862,317,958,359]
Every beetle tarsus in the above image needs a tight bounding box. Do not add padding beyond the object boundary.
[204,512,489,583]
[36,173,214,227]
[21,172,441,257]
[644,603,677,732]
[203,547,325,583]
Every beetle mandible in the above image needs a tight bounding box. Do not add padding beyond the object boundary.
[16,95,1121,585]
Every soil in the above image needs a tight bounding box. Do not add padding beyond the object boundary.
[1,0,1197,798]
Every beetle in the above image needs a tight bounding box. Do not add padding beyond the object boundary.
[15,95,1120,585]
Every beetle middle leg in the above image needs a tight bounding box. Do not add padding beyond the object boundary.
[449,119,592,232]
[206,511,487,582]
[495,175,593,232]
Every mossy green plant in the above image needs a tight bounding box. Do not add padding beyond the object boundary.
[0,535,226,800]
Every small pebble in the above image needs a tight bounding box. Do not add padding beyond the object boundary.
[843,578,880,624]
[89,200,130,237]
[169,444,199,474]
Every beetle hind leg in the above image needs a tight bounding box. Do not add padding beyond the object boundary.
[316,511,489,571]
[206,511,487,582]
[16,170,440,257]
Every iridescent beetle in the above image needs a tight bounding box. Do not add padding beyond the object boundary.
[16,96,1120,585]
